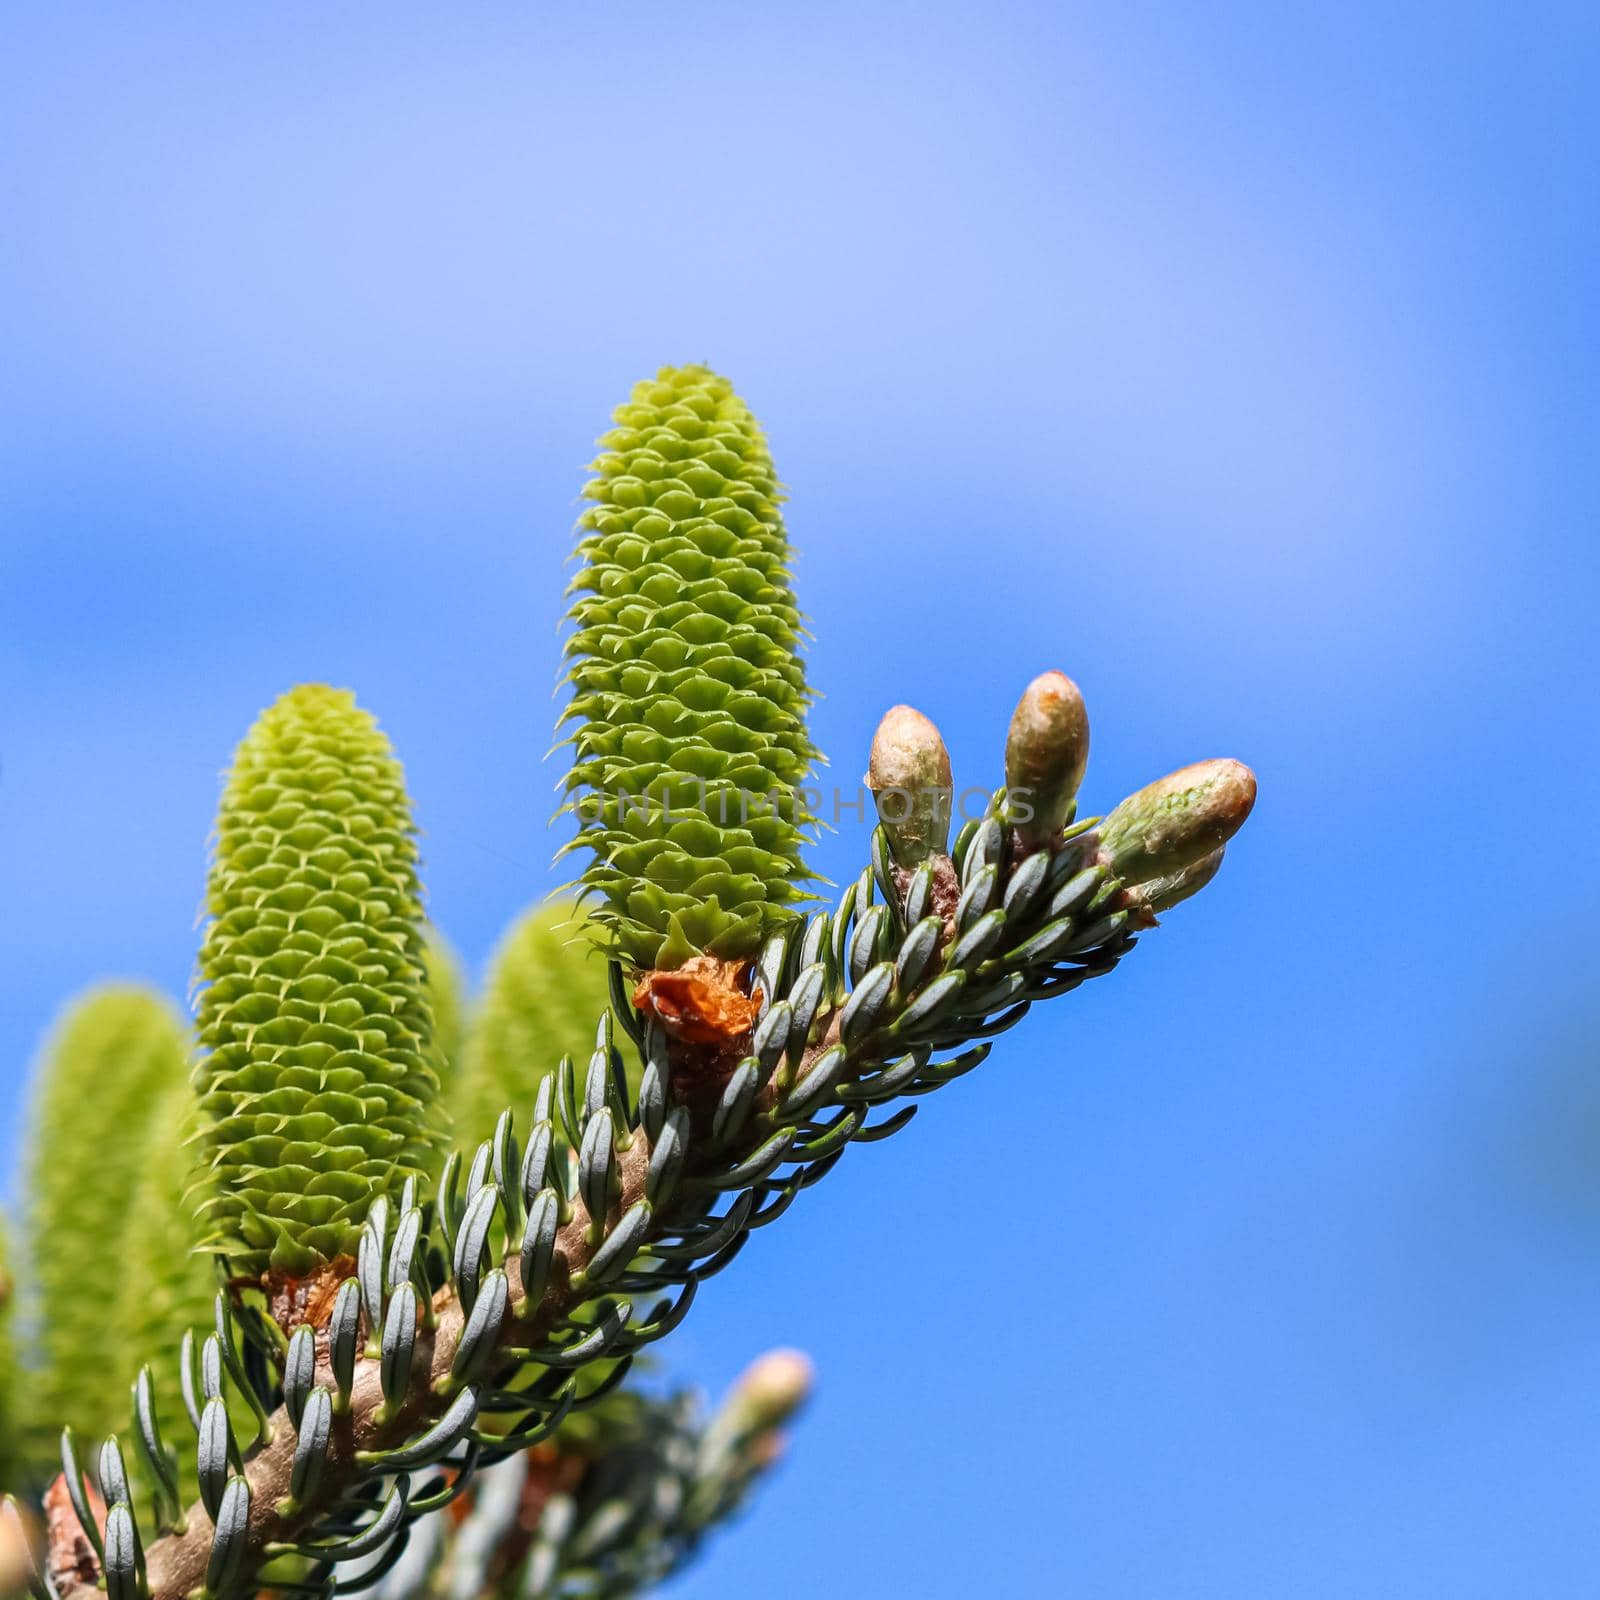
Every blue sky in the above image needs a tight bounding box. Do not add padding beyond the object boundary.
[2,3,1597,1593]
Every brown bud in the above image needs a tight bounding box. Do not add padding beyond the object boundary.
[866,705,953,866]
[1004,671,1090,851]
[1099,759,1256,886]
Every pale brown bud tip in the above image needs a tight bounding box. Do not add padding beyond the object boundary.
[1004,671,1090,850]
[866,705,953,866]
[1100,759,1256,886]
[0,1499,38,1600]
[729,1347,816,1432]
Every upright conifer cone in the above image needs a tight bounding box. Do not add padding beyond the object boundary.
[116,1077,225,1457]
[194,685,439,1281]
[421,929,468,1159]
[447,902,612,1154]
[562,366,819,971]
[23,985,189,1462]
[0,1218,22,1488]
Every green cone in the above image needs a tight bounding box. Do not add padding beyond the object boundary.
[115,1077,226,1469]
[425,930,467,1092]
[194,684,439,1279]
[447,902,613,1155]
[22,985,189,1462]
[422,928,468,1156]
[0,1218,21,1489]
[561,365,820,970]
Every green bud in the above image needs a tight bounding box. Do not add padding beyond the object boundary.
[1004,671,1089,850]
[867,705,953,866]
[1099,759,1257,886]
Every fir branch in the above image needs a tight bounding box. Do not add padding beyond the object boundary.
[368,1348,810,1599]
[18,375,1257,1600]
[41,705,1253,1600]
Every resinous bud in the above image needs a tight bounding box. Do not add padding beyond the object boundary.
[1099,759,1256,886]
[867,706,953,866]
[1004,671,1090,850]
[727,1347,815,1434]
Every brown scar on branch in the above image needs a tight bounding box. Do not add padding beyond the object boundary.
[260,1254,358,1335]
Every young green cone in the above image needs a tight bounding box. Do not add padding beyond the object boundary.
[562,365,819,971]
[0,1219,21,1489]
[867,705,953,867]
[194,684,439,1281]
[424,929,467,1094]
[1004,671,1090,851]
[23,984,189,1463]
[422,928,468,1156]
[115,1077,228,1463]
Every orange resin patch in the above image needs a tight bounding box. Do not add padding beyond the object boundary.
[632,955,762,1046]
